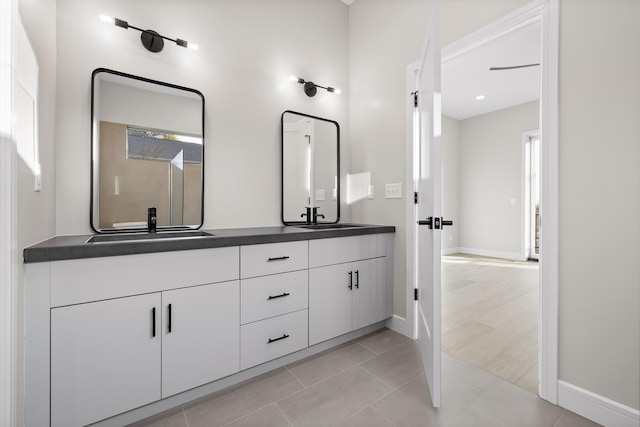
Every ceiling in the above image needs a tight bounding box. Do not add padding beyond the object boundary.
[441,20,541,120]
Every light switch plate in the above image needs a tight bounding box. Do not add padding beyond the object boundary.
[385,183,402,199]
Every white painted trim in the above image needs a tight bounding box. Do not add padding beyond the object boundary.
[0,0,17,424]
[538,0,560,405]
[442,0,545,63]
[441,247,460,256]
[456,247,526,262]
[558,381,640,427]
[386,314,411,338]
[405,61,419,340]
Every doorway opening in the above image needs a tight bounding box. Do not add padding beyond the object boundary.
[524,131,540,261]
[404,0,559,405]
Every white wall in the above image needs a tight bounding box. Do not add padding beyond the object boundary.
[55,0,350,235]
[558,0,639,411]
[458,101,538,259]
[348,0,430,318]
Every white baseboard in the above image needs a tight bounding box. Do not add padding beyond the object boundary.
[386,315,412,338]
[557,380,640,427]
[441,247,460,256]
[454,247,527,261]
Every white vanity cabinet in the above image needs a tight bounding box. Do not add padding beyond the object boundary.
[32,247,241,427]
[25,230,394,427]
[240,241,309,370]
[161,281,240,398]
[308,235,391,346]
[51,293,162,427]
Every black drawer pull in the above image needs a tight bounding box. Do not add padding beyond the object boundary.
[348,271,353,290]
[267,256,290,262]
[168,303,172,333]
[268,334,290,344]
[267,292,290,300]
[151,307,156,338]
[355,270,360,289]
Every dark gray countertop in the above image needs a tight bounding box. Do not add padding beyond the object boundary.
[23,224,395,263]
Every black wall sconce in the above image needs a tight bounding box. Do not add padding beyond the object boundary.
[100,15,199,52]
[290,76,340,97]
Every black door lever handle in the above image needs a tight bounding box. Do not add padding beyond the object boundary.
[417,217,433,229]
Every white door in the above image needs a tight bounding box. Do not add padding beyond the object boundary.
[51,293,162,427]
[162,281,240,398]
[352,257,387,330]
[309,263,353,345]
[415,0,442,408]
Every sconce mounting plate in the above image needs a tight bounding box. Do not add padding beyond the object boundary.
[141,30,164,52]
[304,81,318,97]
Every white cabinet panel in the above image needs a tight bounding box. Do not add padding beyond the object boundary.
[352,258,387,331]
[162,281,240,398]
[241,241,308,278]
[241,270,308,324]
[309,234,387,268]
[309,263,353,345]
[309,257,387,345]
[240,309,308,370]
[51,247,240,307]
[51,293,161,427]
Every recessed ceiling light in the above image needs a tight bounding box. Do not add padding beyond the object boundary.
[476,95,486,100]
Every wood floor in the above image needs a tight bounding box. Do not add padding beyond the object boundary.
[441,253,539,394]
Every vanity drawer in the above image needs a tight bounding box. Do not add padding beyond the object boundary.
[309,234,388,268]
[240,309,308,370]
[241,270,308,325]
[51,247,240,307]
[240,241,308,278]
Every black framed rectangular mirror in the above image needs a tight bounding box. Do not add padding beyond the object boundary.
[281,110,339,225]
[91,68,204,233]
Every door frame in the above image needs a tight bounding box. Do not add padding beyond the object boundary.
[404,0,559,404]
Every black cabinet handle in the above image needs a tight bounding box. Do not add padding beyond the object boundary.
[267,292,290,300]
[348,271,353,290]
[267,334,290,344]
[151,307,156,338]
[168,303,172,333]
[355,270,360,289]
[267,256,290,262]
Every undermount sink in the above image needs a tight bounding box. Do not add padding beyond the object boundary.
[86,230,214,244]
[295,223,366,230]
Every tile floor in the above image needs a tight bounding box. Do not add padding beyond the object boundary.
[132,329,600,427]
[442,254,540,393]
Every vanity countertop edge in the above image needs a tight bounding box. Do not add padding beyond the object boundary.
[23,225,396,263]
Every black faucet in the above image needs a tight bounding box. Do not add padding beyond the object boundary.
[148,207,157,233]
[301,207,325,225]
[301,207,313,225]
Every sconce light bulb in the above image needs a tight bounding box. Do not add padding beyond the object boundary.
[187,43,199,51]
[290,75,304,84]
[99,14,114,24]
[334,88,341,95]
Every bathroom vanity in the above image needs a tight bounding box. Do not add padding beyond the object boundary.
[24,225,394,427]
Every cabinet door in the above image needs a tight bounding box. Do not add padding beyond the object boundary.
[352,257,387,331]
[309,263,353,345]
[51,293,161,427]
[162,281,240,398]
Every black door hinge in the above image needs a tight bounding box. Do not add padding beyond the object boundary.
[414,192,418,204]
[411,91,418,108]
[414,288,419,301]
